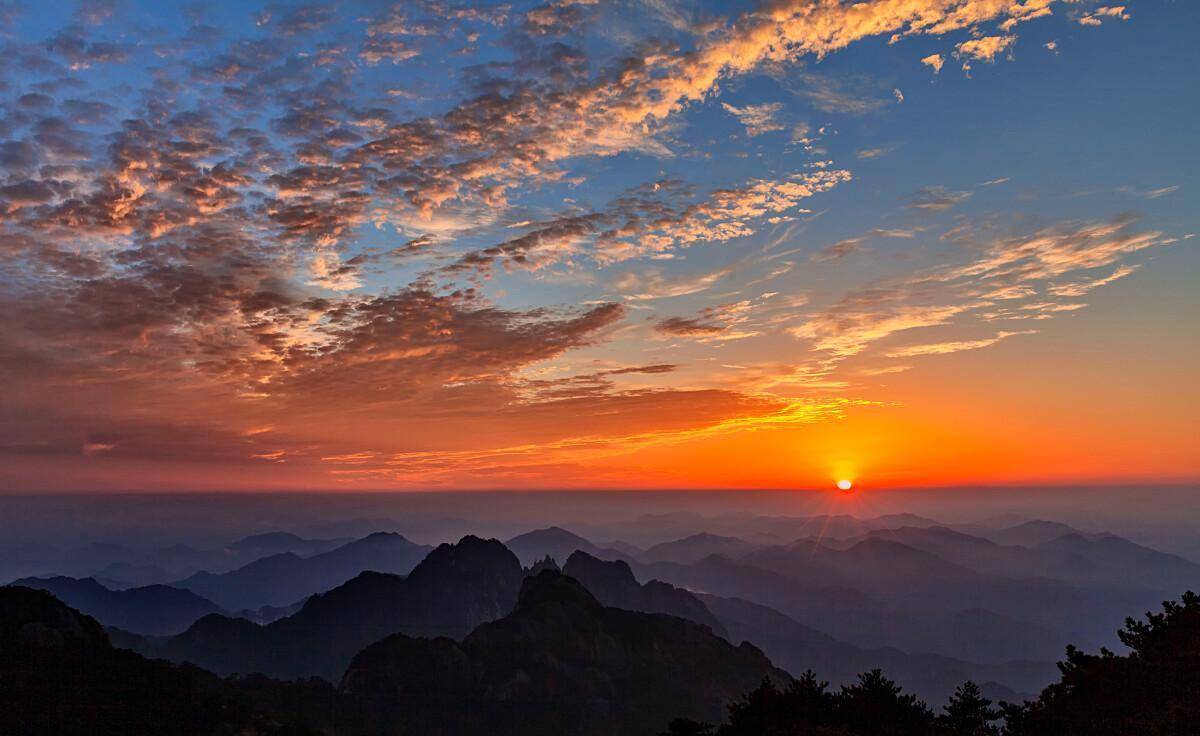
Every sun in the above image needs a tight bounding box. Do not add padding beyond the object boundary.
[836,479,853,491]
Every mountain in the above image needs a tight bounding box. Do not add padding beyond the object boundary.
[640,533,761,565]
[847,526,1200,595]
[561,550,728,638]
[701,593,1056,705]
[1034,532,1200,592]
[227,531,351,558]
[634,553,1085,664]
[982,520,1086,547]
[1,533,359,590]
[0,585,340,735]
[7,576,222,636]
[741,536,981,593]
[504,526,628,566]
[851,526,1050,580]
[175,531,433,610]
[342,570,790,736]
[153,535,525,680]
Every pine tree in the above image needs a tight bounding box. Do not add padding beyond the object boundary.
[659,718,715,736]
[938,681,999,736]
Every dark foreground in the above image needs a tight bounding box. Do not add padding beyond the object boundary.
[1,562,1197,735]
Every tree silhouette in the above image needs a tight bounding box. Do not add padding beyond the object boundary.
[1002,591,1200,736]
[938,681,999,736]
[659,718,716,736]
[836,669,937,736]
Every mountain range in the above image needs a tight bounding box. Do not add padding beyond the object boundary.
[8,576,222,636]
[342,570,787,735]
[173,531,432,610]
[143,535,524,680]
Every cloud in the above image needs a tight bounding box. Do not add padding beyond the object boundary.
[908,186,973,211]
[955,35,1016,64]
[856,146,893,159]
[656,316,725,336]
[1048,264,1140,297]
[0,0,1149,487]
[885,329,1036,357]
[1078,6,1129,27]
[921,53,945,74]
[812,237,865,262]
[790,290,976,357]
[655,300,761,339]
[722,102,785,136]
[612,266,732,300]
[446,170,851,273]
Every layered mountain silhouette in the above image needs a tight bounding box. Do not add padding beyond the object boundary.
[562,550,729,638]
[0,585,340,735]
[826,525,1200,594]
[634,523,1184,665]
[701,593,1055,705]
[0,532,362,590]
[504,526,629,566]
[662,591,1200,736]
[7,576,222,636]
[227,531,352,558]
[5,540,1198,736]
[980,520,1087,547]
[174,531,432,610]
[149,535,524,680]
[640,533,762,565]
[343,570,789,735]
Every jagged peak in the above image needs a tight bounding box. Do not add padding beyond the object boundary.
[515,570,602,614]
[407,535,520,580]
[562,550,636,585]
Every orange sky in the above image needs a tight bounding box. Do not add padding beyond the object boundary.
[1,0,1197,492]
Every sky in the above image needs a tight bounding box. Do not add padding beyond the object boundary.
[0,0,1196,492]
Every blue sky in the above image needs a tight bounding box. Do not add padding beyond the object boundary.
[0,0,1195,490]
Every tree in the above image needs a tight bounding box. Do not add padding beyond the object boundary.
[660,719,716,736]
[938,681,998,736]
[1003,591,1200,736]
[836,669,937,736]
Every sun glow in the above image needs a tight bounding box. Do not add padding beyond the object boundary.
[837,479,853,491]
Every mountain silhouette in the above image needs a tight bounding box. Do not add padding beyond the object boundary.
[153,535,524,680]
[700,592,1055,705]
[562,550,729,638]
[505,526,629,566]
[641,533,762,565]
[1033,532,1200,592]
[8,576,222,636]
[982,520,1086,547]
[0,585,339,735]
[227,531,351,558]
[174,531,432,610]
[342,570,789,735]
[662,591,1200,736]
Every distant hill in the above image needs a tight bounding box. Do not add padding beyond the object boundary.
[701,593,1055,705]
[342,570,789,736]
[562,550,728,638]
[174,531,432,610]
[504,526,628,566]
[741,536,981,593]
[8,576,223,636]
[0,585,339,735]
[635,553,1082,663]
[152,535,524,680]
[1034,532,1200,592]
[1,532,357,589]
[981,520,1088,547]
[227,531,351,558]
[641,532,761,565]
